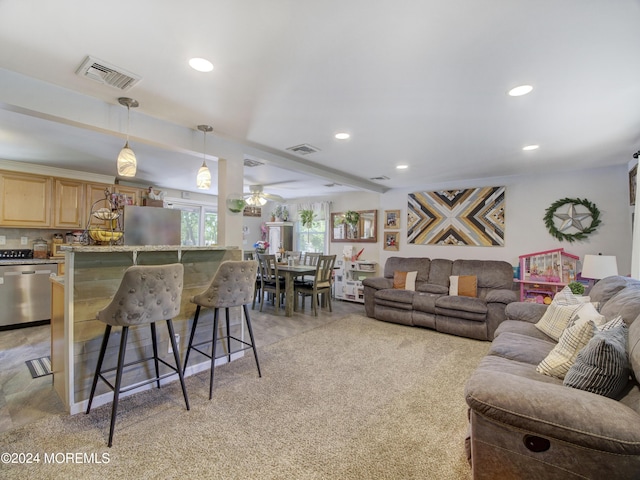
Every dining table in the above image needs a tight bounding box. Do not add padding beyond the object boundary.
[275,264,316,316]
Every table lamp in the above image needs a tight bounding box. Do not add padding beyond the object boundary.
[581,254,618,281]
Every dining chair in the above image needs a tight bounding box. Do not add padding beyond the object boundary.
[294,254,336,316]
[256,254,285,313]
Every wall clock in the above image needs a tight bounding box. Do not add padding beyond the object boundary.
[543,197,601,243]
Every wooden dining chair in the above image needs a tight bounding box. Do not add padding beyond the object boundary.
[294,255,336,316]
[256,254,285,313]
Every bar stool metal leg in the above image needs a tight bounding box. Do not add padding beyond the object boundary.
[166,319,190,410]
[86,324,112,413]
[108,325,129,447]
[182,305,201,375]
[150,322,161,389]
[210,308,220,400]
[243,304,262,377]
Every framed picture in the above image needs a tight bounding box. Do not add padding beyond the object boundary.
[385,209,400,229]
[384,231,399,251]
[243,206,262,217]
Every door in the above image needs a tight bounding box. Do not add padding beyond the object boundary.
[0,172,51,227]
[53,178,85,228]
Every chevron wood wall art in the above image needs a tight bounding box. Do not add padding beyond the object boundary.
[407,187,505,246]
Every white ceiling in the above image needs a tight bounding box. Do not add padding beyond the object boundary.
[0,0,639,200]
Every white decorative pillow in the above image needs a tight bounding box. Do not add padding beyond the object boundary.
[552,286,582,306]
[535,303,584,341]
[405,271,417,291]
[535,301,605,341]
[537,320,595,379]
[449,275,477,297]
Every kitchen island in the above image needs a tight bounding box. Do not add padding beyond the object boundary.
[50,245,243,414]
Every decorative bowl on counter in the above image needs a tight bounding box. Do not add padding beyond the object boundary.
[88,229,123,243]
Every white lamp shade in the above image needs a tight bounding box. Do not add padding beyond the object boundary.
[581,254,618,280]
[196,161,211,189]
[117,142,137,177]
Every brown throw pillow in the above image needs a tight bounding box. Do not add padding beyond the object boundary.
[393,271,417,290]
[449,275,477,297]
[393,271,408,289]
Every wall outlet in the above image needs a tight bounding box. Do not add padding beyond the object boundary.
[168,333,180,354]
[0,236,5,245]
[20,236,28,245]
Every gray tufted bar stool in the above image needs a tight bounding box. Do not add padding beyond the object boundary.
[182,260,261,399]
[86,263,190,447]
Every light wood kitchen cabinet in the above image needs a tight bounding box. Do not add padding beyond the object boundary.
[114,185,142,206]
[53,178,85,228]
[0,171,51,227]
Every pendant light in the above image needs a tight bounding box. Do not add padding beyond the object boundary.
[196,124,213,189]
[117,97,139,177]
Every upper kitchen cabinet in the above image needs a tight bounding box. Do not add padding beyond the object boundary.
[0,171,51,227]
[113,185,142,207]
[53,178,85,229]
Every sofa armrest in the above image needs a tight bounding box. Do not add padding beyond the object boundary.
[504,301,548,324]
[465,370,640,454]
[362,277,393,290]
[485,289,518,305]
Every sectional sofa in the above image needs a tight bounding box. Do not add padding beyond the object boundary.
[362,256,518,341]
[464,276,640,479]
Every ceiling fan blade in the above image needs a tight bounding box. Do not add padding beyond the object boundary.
[262,192,284,202]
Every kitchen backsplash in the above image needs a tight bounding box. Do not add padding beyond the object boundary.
[0,228,74,251]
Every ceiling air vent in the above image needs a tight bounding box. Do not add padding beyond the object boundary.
[75,55,142,91]
[370,175,390,181]
[286,144,321,155]
[244,158,265,167]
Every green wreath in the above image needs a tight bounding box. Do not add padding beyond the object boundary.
[543,197,601,243]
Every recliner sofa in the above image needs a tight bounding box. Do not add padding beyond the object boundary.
[362,256,518,341]
[464,276,640,479]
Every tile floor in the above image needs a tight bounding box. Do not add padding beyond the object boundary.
[0,298,363,434]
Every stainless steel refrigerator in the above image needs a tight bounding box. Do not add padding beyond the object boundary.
[123,206,181,246]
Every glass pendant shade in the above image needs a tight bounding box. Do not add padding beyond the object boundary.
[117,141,137,177]
[197,161,211,189]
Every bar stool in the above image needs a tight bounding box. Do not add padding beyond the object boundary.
[182,260,261,399]
[86,263,190,447]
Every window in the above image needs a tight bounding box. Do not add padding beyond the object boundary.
[169,202,217,246]
[296,218,327,253]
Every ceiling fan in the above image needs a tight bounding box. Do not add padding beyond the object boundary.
[244,185,284,206]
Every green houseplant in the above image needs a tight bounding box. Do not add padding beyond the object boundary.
[567,281,585,296]
[300,209,315,244]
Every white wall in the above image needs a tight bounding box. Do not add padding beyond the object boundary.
[377,164,632,274]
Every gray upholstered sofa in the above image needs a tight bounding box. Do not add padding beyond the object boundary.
[362,257,518,341]
[464,276,640,479]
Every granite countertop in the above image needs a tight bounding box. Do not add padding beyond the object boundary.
[59,245,240,253]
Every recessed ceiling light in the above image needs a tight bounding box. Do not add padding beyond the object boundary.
[189,58,214,72]
[522,144,539,151]
[396,164,409,170]
[335,132,350,140]
[508,85,533,97]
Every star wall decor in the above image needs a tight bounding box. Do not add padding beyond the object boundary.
[543,197,601,242]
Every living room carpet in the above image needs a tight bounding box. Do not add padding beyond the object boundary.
[0,314,489,479]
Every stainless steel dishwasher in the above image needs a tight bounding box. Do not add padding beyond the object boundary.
[0,263,56,327]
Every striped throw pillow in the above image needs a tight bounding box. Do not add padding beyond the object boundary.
[563,317,630,398]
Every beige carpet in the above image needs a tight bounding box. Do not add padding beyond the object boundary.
[1,314,489,479]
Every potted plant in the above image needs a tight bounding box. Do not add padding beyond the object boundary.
[344,210,360,238]
[254,240,269,254]
[300,209,315,244]
[567,281,585,296]
[273,205,283,221]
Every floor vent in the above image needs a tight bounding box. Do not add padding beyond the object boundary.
[286,144,321,155]
[75,55,142,91]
